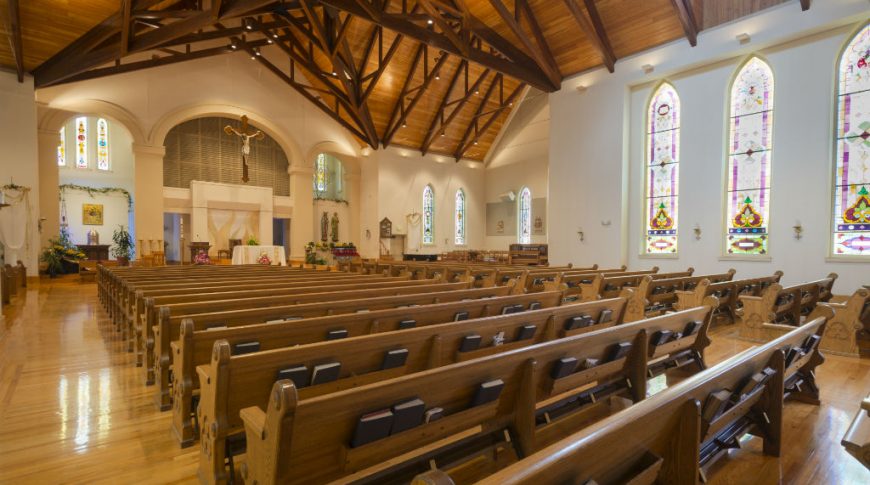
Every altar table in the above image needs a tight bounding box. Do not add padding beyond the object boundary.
[231,245,287,266]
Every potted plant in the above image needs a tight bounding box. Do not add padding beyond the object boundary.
[246,235,259,246]
[40,246,64,278]
[40,229,86,277]
[112,225,135,266]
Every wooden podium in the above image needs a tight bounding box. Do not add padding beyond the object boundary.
[188,242,211,263]
[77,244,110,261]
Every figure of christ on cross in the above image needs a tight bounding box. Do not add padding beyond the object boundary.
[223,115,265,183]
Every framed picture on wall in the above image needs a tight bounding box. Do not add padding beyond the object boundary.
[83,204,104,225]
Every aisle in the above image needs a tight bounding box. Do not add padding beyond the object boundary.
[0,278,867,484]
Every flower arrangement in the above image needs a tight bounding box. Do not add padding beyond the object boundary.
[257,252,272,265]
[246,235,259,246]
[331,242,358,259]
[193,250,211,265]
[40,227,86,276]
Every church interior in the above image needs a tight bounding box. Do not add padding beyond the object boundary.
[0,0,869,483]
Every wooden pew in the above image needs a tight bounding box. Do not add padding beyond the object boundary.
[806,287,870,357]
[738,274,838,342]
[579,268,695,302]
[171,290,570,446]
[620,270,737,322]
[232,305,716,485]
[152,286,514,408]
[554,268,660,301]
[842,393,870,470]
[674,271,784,320]
[451,315,828,485]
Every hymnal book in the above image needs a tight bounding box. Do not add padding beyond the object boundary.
[310,362,341,386]
[579,358,599,370]
[398,319,417,329]
[802,334,821,352]
[265,319,285,324]
[702,389,733,422]
[327,329,348,340]
[233,341,260,355]
[515,324,537,341]
[454,311,470,322]
[784,347,803,368]
[382,348,409,370]
[501,304,524,315]
[424,407,444,423]
[356,309,371,314]
[683,321,702,336]
[471,379,504,407]
[276,365,310,388]
[350,409,394,448]
[737,367,776,398]
[670,332,684,341]
[529,302,542,310]
[564,315,594,331]
[598,309,613,323]
[650,330,673,347]
[206,323,228,330]
[604,342,632,362]
[459,334,482,352]
[551,357,578,379]
[391,398,425,434]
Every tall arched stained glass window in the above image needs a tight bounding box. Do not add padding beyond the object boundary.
[75,117,88,169]
[455,189,466,245]
[423,185,435,245]
[724,57,774,256]
[57,126,66,167]
[97,118,109,170]
[644,82,680,254]
[832,23,870,256]
[314,153,327,193]
[518,187,531,244]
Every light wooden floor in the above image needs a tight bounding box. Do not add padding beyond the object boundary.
[0,278,868,484]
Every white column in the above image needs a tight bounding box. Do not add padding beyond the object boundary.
[37,129,60,251]
[289,165,313,260]
[132,143,166,259]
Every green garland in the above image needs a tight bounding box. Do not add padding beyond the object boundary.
[313,195,349,205]
[59,184,133,211]
[1,182,31,192]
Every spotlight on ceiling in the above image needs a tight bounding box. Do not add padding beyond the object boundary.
[427,18,433,25]
[244,18,253,30]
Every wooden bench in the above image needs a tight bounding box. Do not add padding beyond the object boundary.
[842,393,870,470]
[552,268,660,301]
[450,316,828,485]
[738,274,838,343]
[579,268,695,302]
[171,290,571,446]
[152,285,515,408]
[805,287,870,357]
[234,305,715,485]
[619,270,737,322]
[674,271,784,320]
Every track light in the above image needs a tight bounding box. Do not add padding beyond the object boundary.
[427,18,433,25]
[267,38,273,44]
[435,72,440,80]
[402,122,407,128]
[473,140,478,145]
[244,18,253,30]
[474,89,479,95]
[230,43,237,50]
[440,131,445,137]
[272,33,278,39]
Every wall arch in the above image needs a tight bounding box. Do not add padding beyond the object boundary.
[39,99,146,145]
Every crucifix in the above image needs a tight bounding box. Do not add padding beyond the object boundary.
[223,115,265,183]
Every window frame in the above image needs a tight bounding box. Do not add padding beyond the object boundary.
[518,186,531,244]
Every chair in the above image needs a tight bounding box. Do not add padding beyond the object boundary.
[151,239,166,266]
[138,239,154,267]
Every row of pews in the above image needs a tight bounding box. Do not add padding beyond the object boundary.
[95,262,868,483]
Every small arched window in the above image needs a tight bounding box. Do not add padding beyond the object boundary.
[75,117,88,169]
[314,153,328,193]
[57,126,66,166]
[423,184,435,245]
[832,22,870,256]
[97,118,110,170]
[724,56,774,256]
[455,189,466,245]
[518,187,531,244]
[644,82,680,254]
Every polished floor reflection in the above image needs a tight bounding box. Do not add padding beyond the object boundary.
[0,278,867,484]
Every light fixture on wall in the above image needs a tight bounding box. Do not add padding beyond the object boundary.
[577,227,585,242]
[361,147,372,157]
[793,221,803,240]
[575,85,587,94]
[736,33,751,45]
[641,64,654,75]
[693,224,702,240]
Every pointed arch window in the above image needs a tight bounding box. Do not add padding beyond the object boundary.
[724,57,774,256]
[518,187,531,244]
[57,126,66,167]
[423,185,435,245]
[644,82,680,254]
[97,118,110,170]
[832,23,870,256]
[75,117,88,169]
[455,189,466,245]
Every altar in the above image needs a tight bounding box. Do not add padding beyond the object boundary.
[232,245,287,266]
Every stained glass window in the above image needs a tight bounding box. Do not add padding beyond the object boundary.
[57,126,66,167]
[314,153,327,193]
[455,189,466,245]
[75,117,88,169]
[423,185,434,245]
[724,57,774,256]
[644,82,680,254]
[832,23,870,256]
[97,118,109,170]
[518,187,531,244]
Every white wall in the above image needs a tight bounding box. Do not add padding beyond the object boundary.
[376,147,486,255]
[0,72,40,276]
[549,1,870,292]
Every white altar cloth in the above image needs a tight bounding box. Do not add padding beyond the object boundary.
[231,245,286,266]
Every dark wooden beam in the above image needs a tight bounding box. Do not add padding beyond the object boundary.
[212,0,224,18]
[456,82,525,159]
[561,0,615,73]
[120,0,134,57]
[487,0,560,87]
[454,72,501,159]
[383,50,450,146]
[382,44,425,146]
[5,0,24,82]
[318,0,557,91]
[516,0,559,79]
[800,0,810,11]
[669,0,698,47]
[361,30,403,102]
[421,59,466,154]
[421,66,490,155]
[417,0,469,57]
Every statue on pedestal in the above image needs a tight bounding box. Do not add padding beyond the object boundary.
[320,212,329,243]
[330,212,339,243]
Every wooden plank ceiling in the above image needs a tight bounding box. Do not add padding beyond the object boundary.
[0,0,795,161]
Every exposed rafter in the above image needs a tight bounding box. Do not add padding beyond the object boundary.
[422,65,491,155]
[455,81,525,160]
[561,0,615,73]
[669,0,699,47]
[487,0,560,87]
[4,0,24,82]
[383,44,451,146]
